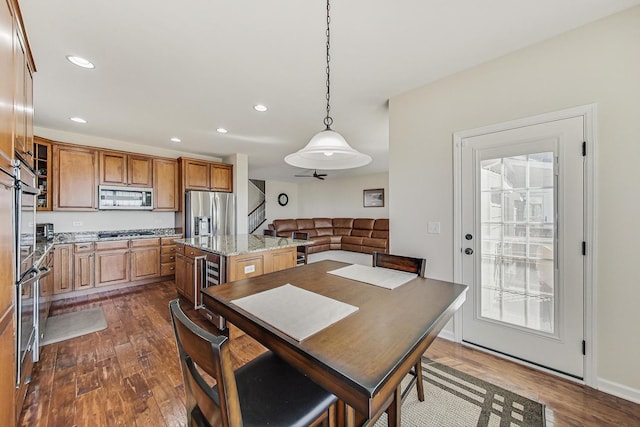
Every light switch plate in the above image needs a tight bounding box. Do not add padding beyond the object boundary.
[427,222,441,234]
[72,221,83,227]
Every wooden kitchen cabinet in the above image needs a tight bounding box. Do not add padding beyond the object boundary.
[0,0,13,171]
[53,144,98,210]
[227,247,296,282]
[174,243,196,302]
[181,158,210,190]
[33,137,51,210]
[130,238,160,281]
[180,157,233,192]
[210,162,233,192]
[13,27,33,164]
[153,158,179,211]
[95,240,129,287]
[73,242,94,290]
[53,243,73,294]
[160,235,180,276]
[99,150,153,187]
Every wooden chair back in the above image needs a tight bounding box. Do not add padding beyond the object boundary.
[169,299,241,427]
[373,252,426,277]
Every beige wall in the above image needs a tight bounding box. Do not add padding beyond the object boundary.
[389,7,640,395]
[298,173,389,219]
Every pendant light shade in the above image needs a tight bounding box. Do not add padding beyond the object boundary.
[284,129,372,170]
[284,0,371,171]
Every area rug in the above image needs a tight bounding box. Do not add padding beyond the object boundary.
[41,306,107,345]
[374,357,545,427]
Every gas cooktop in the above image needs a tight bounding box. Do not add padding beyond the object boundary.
[98,231,155,239]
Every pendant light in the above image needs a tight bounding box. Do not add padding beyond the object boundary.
[285,0,371,170]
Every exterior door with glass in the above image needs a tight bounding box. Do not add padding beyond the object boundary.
[460,116,585,379]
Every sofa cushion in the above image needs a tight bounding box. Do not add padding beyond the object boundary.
[314,218,333,228]
[296,218,315,230]
[342,236,363,246]
[373,219,389,231]
[353,218,375,230]
[332,218,354,228]
[272,219,298,236]
[315,227,334,237]
[362,237,387,249]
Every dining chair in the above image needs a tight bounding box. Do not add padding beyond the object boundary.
[169,299,337,427]
[263,229,275,236]
[372,251,427,404]
[292,231,309,265]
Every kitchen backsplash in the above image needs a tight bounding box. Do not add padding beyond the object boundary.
[36,210,175,232]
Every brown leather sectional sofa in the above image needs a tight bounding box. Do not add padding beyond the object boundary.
[268,218,389,255]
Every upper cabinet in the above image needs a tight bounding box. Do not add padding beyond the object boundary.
[33,137,51,211]
[181,157,233,193]
[99,151,152,187]
[12,21,33,165]
[53,144,98,210]
[0,0,13,172]
[153,158,179,211]
[211,163,233,192]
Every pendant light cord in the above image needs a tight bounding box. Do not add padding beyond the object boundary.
[324,0,333,129]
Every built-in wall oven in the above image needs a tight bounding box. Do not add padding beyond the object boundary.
[13,160,48,386]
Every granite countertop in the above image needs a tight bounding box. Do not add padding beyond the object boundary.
[53,228,182,243]
[175,234,310,257]
[31,228,183,266]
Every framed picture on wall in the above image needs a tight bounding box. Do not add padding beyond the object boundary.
[363,188,384,207]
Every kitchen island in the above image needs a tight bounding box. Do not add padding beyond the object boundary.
[174,234,307,282]
[174,234,308,330]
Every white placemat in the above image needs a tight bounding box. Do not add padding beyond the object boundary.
[328,264,417,290]
[231,284,358,342]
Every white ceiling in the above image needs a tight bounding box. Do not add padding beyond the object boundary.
[20,0,640,182]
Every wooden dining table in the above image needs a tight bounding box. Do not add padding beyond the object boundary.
[201,260,467,427]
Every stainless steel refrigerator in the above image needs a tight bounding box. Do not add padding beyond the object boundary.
[185,191,236,238]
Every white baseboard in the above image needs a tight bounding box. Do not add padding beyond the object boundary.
[598,377,640,404]
[437,329,455,342]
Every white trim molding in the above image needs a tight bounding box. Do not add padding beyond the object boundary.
[598,378,640,404]
[452,104,597,387]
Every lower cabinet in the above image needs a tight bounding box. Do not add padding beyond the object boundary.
[73,242,95,290]
[175,248,194,303]
[53,243,73,294]
[95,240,130,287]
[53,237,165,295]
[130,238,160,281]
[227,247,296,282]
[160,235,180,276]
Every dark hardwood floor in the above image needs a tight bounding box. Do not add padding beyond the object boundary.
[19,280,640,427]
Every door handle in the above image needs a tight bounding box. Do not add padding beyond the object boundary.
[464,248,474,255]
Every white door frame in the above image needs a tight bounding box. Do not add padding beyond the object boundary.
[452,104,597,387]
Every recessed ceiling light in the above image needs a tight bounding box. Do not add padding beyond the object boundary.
[253,104,268,112]
[216,128,228,134]
[66,55,95,69]
[170,137,181,143]
[70,117,87,124]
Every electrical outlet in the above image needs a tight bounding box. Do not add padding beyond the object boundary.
[244,265,256,274]
[72,221,83,227]
[427,221,441,234]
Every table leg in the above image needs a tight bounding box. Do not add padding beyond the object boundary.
[386,385,402,427]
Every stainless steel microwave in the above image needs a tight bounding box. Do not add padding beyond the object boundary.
[98,185,153,210]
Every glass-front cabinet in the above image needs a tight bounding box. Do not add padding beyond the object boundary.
[33,137,52,211]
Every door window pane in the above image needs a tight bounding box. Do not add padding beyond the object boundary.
[479,152,555,334]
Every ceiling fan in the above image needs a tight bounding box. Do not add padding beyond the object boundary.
[294,170,327,180]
